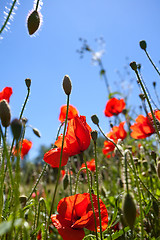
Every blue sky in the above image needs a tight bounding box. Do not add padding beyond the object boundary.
[0,0,160,160]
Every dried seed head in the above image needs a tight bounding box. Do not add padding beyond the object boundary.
[0,100,11,127]
[130,61,137,71]
[91,130,98,143]
[27,10,41,35]
[25,78,31,89]
[122,193,136,229]
[62,75,72,95]
[157,161,160,179]
[91,115,99,125]
[139,40,147,51]
[32,128,41,138]
[11,118,22,141]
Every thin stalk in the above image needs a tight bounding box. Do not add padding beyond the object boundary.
[127,151,144,240]
[0,0,17,34]
[93,140,103,240]
[124,152,129,194]
[83,155,98,240]
[74,167,93,195]
[45,95,70,236]
[134,69,160,140]
[97,124,123,157]
[98,59,111,96]
[35,0,41,11]
[145,50,160,77]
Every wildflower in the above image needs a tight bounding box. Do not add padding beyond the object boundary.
[81,159,96,172]
[104,98,125,117]
[13,139,32,159]
[103,122,127,155]
[51,193,108,240]
[0,87,13,103]
[59,105,79,123]
[130,111,160,139]
[44,115,91,168]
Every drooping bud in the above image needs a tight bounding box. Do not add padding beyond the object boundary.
[157,161,160,179]
[19,195,27,208]
[130,61,137,71]
[91,130,98,143]
[25,78,31,89]
[139,93,145,101]
[0,100,11,127]
[62,75,72,95]
[91,115,99,125]
[139,40,147,51]
[11,118,22,141]
[122,193,136,229]
[27,10,40,35]
[32,128,41,138]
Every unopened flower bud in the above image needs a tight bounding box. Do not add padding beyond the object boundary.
[33,128,41,138]
[91,130,98,143]
[22,117,28,125]
[122,193,136,229]
[139,93,145,101]
[25,78,31,89]
[130,61,137,71]
[157,161,160,179]
[11,118,22,141]
[0,100,11,127]
[19,195,27,208]
[27,10,40,35]
[139,40,147,51]
[91,115,99,125]
[62,75,72,95]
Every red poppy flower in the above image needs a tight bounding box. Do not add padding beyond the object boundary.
[43,115,92,168]
[104,98,125,117]
[103,122,127,155]
[59,105,79,123]
[81,159,96,172]
[51,193,108,240]
[0,87,13,103]
[13,139,32,159]
[130,113,158,139]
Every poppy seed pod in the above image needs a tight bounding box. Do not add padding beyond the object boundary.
[11,118,22,141]
[32,128,41,138]
[130,61,137,71]
[27,10,40,35]
[0,100,11,127]
[91,114,99,125]
[25,78,31,88]
[139,40,147,51]
[122,193,136,229]
[62,75,72,95]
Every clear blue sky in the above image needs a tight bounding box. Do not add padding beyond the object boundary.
[0,0,160,160]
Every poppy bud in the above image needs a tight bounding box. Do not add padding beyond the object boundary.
[22,117,28,125]
[91,130,98,143]
[25,78,31,89]
[122,193,136,229]
[130,61,137,71]
[139,93,145,101]
[62,75,72,95]
[157,161,160,179]
[0,100,11,127]
[91,114,99,125]
[139,40,147,51]
[27,10,40,35]
[11,118,22,141]
[32,128,41,138]
[19,195,27,208]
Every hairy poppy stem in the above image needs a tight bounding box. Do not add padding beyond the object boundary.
[46,94,70,236]
[134,68,160,141]
[144,50,160,77]
[35,0,41,11]
[127,150,144,240]
[74,167,93,195]
[82,154,98,240]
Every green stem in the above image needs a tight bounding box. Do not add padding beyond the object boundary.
[0,0,17,35]
[97,124,123,157]
[46,95,70,236]
[127,151,144,240]
[83,155,98,240]
[93,140,103,240]
[145,50,160,77]
[124,152,129,194]
[134,69,160,140]
[74,167,93,195]
[35,0,41,11]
